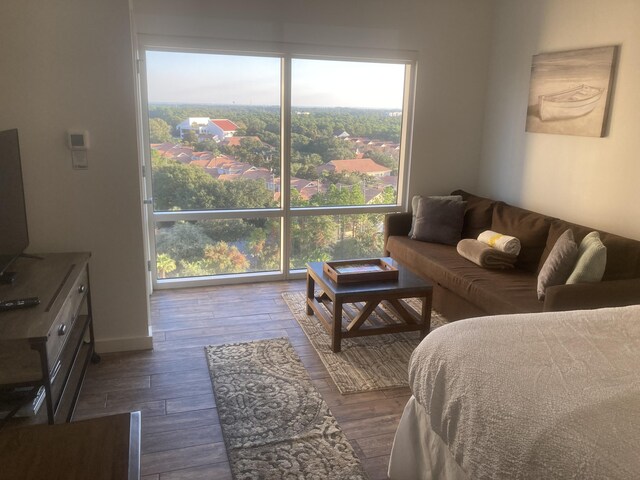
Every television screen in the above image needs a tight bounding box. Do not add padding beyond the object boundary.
[0,129,29,276]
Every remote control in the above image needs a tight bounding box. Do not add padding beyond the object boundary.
[0,297,41,312]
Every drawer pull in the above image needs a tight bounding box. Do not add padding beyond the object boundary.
[78,285,87,294]
[58,324,67,336]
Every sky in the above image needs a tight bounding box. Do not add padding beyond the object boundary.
[146,51,405,109]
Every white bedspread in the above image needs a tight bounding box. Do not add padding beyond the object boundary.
[406,305,640,479]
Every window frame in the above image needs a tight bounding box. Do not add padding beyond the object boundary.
[136,35,417,289]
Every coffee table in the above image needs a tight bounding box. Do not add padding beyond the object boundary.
[306,257,433,352]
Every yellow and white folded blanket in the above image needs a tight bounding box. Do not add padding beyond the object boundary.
[477,230,521,256]
[457,239,518,269]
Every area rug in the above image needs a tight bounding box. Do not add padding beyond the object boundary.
[205,338,368,480]
[282,291,448,394]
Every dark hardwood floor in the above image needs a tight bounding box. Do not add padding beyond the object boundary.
[75,280,410,479]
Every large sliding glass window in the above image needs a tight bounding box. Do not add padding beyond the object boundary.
[141,46,413,286]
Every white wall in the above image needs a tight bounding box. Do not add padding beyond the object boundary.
[0,0,151,352]
[479,0,640,240]
[133,0,495,198]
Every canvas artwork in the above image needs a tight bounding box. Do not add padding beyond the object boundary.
[525,46,617,137]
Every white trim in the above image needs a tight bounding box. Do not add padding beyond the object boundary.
[400,62,418,212]
[137,34,417,63]
[95,326,154,353]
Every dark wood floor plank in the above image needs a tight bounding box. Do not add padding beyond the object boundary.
[143,424,224,454]
[140,442,227,476]
[166,393,216,415]
[355,431,398,458]
[159,463,233,480]
[142,408,219,436]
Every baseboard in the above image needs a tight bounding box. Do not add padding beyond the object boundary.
[95,326,154,353]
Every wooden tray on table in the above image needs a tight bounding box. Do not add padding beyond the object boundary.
[323,258,399,284]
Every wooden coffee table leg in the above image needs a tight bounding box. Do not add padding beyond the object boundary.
[306,271,315,315]
[332,299,343,353]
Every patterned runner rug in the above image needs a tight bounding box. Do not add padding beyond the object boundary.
[282,291,449,394]
[205,338,368,479]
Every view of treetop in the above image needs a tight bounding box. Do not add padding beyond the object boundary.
[148,104,401,208]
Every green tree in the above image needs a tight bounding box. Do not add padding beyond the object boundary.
[148,118,174,143]
[180,242,250,276]
[364,150,398,174]
[156,253,177,279]
[194,140,221,155]
[183,128,198,145]
[155,222,212,263]
[290,215,338,268]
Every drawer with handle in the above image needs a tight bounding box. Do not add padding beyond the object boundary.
[45,267,89,369]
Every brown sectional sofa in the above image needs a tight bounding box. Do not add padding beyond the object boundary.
[384,190,640,320]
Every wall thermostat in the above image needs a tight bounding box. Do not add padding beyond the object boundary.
[68,131,89,150]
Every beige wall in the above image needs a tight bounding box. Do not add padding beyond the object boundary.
[0,0,151,352]
[479,0,640,239]
[133,0,495,198]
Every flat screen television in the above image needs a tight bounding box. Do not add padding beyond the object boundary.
[0,129,29,281]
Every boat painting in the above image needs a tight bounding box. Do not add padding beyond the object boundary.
[525,46,617,137]
[538,84,604,121]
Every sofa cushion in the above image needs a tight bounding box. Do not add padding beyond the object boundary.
[386,235,543,315]
[451,190,496,239]
[409,195,463,237]
[540,219,640,281]
[566,231,607,284]
[412,196,466,245]
[491,203,551,273]
[536,229,578,300]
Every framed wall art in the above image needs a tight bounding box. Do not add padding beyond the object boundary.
[525,46,618,137]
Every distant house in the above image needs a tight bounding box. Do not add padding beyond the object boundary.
[176,118,239,140]
[335,130,350,139]
[151,143,194,163]
[316,158,392,177]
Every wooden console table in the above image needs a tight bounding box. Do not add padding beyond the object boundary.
[0,253,98,426]
[0,411,141,480]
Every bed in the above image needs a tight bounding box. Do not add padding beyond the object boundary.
[388,305,640,480]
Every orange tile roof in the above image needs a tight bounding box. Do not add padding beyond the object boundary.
[210,119,239,132]
[322,158,391,174]
[189,159,210,168]
[218,174,241,181]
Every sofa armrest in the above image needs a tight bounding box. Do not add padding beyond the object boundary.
[383,212,412,255]
[543,278,640,312]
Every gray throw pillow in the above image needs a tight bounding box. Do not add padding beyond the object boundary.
[412,196,467,245]
[409,194,463,237]
[537,229,578,300]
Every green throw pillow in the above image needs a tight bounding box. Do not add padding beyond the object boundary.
[566,231,607,284]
